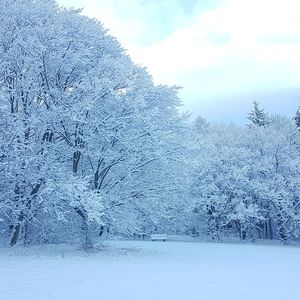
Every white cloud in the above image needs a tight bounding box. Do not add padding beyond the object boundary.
[58,0,300,120]
[128,0,300,117]
[129,0,300,81]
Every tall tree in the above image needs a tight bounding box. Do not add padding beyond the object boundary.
[0,0,185,247]
[248,101,270,127]
[294,106,300,129]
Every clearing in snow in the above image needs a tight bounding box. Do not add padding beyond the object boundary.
[1,240,300,300]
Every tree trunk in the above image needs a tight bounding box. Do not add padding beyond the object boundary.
[9,211,24,247]
[75,207,93,250]
[10,223,22,247]
[81,218,93,250]
[276,196,288,243]
[268,218,273,240]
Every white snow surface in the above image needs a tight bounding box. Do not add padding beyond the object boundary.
[1,239,300,300]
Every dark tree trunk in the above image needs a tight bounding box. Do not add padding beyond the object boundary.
[276,195,288,243]
[9,211,24,247]
[10,223,22,247]
[268,218,273,240]
[75,207,93,250]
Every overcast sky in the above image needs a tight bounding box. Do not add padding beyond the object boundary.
[58,0,300,123]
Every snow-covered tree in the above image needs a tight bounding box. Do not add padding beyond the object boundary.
[188,115,300,243]
[248,101,270,127]
[0,0,185,247]
[294,106,300,129]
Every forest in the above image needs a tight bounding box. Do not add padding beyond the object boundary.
[1,0,300,249]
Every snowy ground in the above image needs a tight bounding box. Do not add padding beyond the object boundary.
[1,239,300,300]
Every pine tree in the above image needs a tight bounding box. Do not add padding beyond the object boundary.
[248,101,270,127]
[294,106,300,129]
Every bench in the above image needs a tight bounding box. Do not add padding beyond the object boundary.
[150,234,167,242]
[133,233,147,240]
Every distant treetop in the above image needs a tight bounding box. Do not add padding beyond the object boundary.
[247,101,270,127]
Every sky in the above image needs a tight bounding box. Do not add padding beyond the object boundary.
[57,0,300,123]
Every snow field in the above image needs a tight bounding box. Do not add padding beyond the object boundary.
[1,240,300,300]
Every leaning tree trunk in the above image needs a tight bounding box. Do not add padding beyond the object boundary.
[75,207,93,250]
[10,211,24,247]
[9,180,43,246]
[9,181,26,247]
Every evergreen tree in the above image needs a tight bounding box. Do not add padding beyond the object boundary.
[248,101,270,127]
[294,106,300,129]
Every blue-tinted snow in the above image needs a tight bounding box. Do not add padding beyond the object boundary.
[1,240,300,300]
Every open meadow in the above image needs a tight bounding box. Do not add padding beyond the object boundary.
[1,240,300,300]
